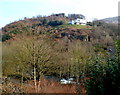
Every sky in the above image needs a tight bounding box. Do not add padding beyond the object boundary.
[0,0,119,28]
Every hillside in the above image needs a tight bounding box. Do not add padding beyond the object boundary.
[98,16,119,24]
[1,15,92,42]
[1,14,119,47]
[1,14,119,44]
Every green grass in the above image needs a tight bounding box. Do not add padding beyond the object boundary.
[56,24,91,29]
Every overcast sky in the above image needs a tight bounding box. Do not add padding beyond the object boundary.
[0,0,119,28]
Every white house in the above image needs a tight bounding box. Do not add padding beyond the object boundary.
[68,18,87,25]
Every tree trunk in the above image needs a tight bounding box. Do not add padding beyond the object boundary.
[34,66,37,93]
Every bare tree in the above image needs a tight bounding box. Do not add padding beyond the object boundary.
[68,41,93,94]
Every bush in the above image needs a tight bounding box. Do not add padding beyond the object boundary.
[2,34,11,41]
[48,20,64,26]
[42,18,47,25]
[84,55,106,95]
[84,41,120,95]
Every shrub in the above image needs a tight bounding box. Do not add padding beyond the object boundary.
[84,40,120,95]
[48,20,64,26]
[2,34,11,41]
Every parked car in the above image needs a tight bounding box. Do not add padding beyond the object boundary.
[60,78,76,84]
[60,78,69,84]
[68,78,76,84]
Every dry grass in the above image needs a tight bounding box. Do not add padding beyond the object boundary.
[1,78,87,94]
[24,79,76,93]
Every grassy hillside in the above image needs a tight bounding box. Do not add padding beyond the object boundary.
[56,24,91,29]
[1,15,93,42]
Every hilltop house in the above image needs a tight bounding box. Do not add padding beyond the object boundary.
[68,18,87,25]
